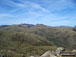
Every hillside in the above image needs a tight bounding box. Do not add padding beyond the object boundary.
[0,24,76,55]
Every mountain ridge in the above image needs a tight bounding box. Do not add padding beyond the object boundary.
[0,23,76,55]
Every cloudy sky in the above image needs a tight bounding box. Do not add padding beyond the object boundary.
[0,0,76,26]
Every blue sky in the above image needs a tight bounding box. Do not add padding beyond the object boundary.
[0,0,76,26]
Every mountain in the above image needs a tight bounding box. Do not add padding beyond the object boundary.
[0,24,76,55]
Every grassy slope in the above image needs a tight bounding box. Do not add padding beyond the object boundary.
[0,24,76,56]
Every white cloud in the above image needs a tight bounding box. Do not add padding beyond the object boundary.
[6,0,25,7]
[6,0,74,14]
[6,0,75,21]
[2,0,76,13]
[30,2,50,13]
[6,0,50,13]
[0,13,17,18]
[39,0,76,12]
